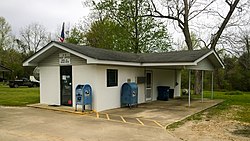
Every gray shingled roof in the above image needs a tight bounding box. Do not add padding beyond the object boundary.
[54,41,212,63]
[0,64,12,72]
[55,41,140,62]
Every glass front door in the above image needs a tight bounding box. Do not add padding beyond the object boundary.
[146,71,152,101]
[60,66,72,106]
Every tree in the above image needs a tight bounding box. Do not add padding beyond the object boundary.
[87,0,172,53]
[66,26,86,45]
[146,0,244,94]
[19,23,49,54]
[85,18,133,52]
[0,16,11,51]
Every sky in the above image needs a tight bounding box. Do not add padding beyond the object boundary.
[0,0,89,35]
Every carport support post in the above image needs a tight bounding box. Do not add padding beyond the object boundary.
[201,70,204,102]
[188,70,191,107]
[211,71,214,99]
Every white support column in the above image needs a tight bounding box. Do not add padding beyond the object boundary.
[188,70,191,107]
[201,70,204,102]
[211,71,214,99]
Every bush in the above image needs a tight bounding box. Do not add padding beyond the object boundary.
[225,91,243,95]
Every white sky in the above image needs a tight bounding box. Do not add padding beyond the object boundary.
[0,0,89,35]
[0,0,248,52]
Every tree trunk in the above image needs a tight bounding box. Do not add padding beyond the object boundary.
[214,69,223,89]
[134,0,139,53]
[194,70,202,95]
[210,0,240,49]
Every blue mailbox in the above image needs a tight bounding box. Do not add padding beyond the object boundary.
[121,82,138,108]
[75,84,92,112]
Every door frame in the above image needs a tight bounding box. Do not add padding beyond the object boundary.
[60,66,72,106]
[145,70,153,101]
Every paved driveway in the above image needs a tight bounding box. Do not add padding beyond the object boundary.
[0,106,180,141]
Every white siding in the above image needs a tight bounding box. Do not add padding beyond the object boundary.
[38,49,86,106]
[39,49,86,66]
[152,69,175,100]
[94,65,145,112]
[187,58,214,70]
[39,66,60,105]
[72,65,97,110]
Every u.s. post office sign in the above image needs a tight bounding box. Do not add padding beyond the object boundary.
[59,53,71,65]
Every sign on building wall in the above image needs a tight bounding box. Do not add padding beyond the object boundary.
[59,53,71,65]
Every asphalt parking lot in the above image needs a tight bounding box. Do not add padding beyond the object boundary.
[0,106,180,141]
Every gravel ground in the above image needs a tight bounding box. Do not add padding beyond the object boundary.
[171,106,250,141]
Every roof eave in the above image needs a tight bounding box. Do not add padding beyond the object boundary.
[23,42,94,66]
[87,59,141,66]
[141,62,196,67]
[194,50,224,69]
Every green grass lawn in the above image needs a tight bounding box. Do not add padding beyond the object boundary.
[167,90,250,129]
[193,91,250,122]
[203,91,250,123]
[0,83,39,106]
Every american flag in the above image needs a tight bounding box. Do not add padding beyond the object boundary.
[59,22,65,42]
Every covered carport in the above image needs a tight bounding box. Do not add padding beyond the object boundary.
[184,49,224,106]
[142,49,224,106]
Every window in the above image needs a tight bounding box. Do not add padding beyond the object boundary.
[107,69,118,87]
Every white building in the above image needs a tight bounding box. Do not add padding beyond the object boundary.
[23,41,224,112]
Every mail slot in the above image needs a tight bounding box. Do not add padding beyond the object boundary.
[121,82,138,108]
[75,84,92,112]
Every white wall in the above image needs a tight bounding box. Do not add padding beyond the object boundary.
[72,65,97,110]
[93,65,145,112]
[39,66,60,105]
[147,69,181,100]
[39,49,86,106]
[187,58,215,70]
[150,69,175,100]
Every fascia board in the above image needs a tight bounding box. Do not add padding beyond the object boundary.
[141,62,196,67]
[23,42,57,66]
[212,51,225,68]
[194,50,213,64]
[194,50,224,68]
[23,42,94,66]
[87,59,141,66]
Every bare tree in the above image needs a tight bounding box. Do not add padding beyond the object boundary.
[145,0,244,94]
[19,23,49,53]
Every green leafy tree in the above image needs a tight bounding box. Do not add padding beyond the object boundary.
[82,0,172,53]
[85,18,133,52]
[66,26,86,45]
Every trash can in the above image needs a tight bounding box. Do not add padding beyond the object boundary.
[121,82,138,108]
[169,89,174,99]
[157,86,170,101]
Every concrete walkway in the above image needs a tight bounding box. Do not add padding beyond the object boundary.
[28,98,223,129]
[102,98,223,127]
